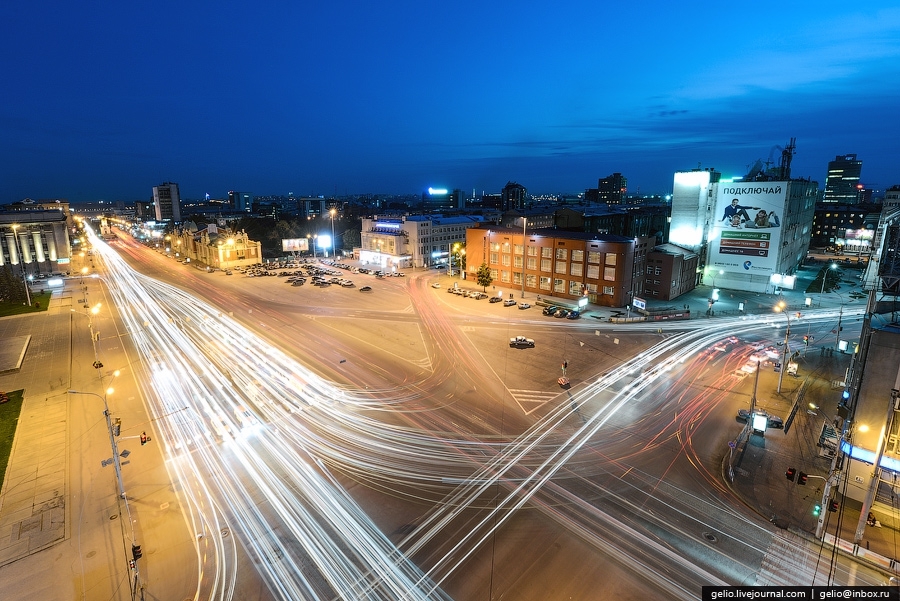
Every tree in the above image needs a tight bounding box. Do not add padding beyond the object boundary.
[476,262,493,292]
[0,266,26,304]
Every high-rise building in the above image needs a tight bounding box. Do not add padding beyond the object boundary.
[823,154,863,204]
[598,173,627,204]
[669,166,818,294]
[152,182,182,222]
[501,182,527,211]
[228,191,253,212]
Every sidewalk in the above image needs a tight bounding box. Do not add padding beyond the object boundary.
[0,281,197,600]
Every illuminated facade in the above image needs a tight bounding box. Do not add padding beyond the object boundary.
[823,154,863,204]
[464,225,651,308]
[359,214,484,270]
[669,168,818,293]
[0,211,71,276]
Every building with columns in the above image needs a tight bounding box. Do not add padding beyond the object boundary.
[0,211,72,276]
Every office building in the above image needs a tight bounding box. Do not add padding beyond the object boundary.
[669,163,818,294]
[359,214,484,270]
[464,225,652,308]
[228,191,253,212]
[152,182,182,222]
[823,154,863,204]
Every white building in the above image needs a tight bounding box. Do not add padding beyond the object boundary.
[669,169,818,293]
[359,214,485,270]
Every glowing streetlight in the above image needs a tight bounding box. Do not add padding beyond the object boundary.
[821,263,837,294]
[329,208,337,258]
[774,301,792,393]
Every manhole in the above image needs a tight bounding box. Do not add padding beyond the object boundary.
[221,528,230,538]
[109,514,119,521]
[702,531,718,544]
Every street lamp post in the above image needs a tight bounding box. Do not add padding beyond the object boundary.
[821,263,837,294]
[521,217,527,299]
[775,301,792,394]
[68,386,126,500]
[329,208,337,258]
[10,224,32,307]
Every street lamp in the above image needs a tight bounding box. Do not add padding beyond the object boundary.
[68,373,125,500]
[774,301,792,394]
[10,224,32,307]
[821,263,837,294]
[329,208,337,258]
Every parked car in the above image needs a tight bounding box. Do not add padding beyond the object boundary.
[542,306,559,316]
[509,336,535,348]
[489,296,502,303]
[518,302,531,310]
[359,286,372,292]
[503,299,517,307]
[225,270,233,275]
[566,311,581,320]
[554,309,570,318]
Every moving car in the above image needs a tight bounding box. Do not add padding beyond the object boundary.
[359,286,372,292]
[509,336,535,348]
[737,409,784,428]
[431,283,441,289]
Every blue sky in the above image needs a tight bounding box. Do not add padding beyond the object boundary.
[2,1,899,203]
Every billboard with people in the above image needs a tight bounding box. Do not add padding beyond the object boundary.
[708,183,787,277]
[282,238,309,252]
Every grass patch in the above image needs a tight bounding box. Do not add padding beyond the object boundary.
[0,291,52,317]
[0,390,25,492]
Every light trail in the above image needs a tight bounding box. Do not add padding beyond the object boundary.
[87,226,875,599]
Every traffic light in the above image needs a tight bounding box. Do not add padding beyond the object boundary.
[113,418,121,437]
[140,432,147,445]
[842,389,851,402]
[829,500,839,513]
[813,503,821,517]
[798,471,809,485]
[786,467,796,481]
[796,312,802,319]
[132,544,142,561]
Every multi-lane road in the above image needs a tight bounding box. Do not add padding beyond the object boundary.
[84,226,880,600]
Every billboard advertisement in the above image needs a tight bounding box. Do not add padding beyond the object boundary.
[709,183,787,277]
[282,238,309,252]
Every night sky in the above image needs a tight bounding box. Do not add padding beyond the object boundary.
[2,1,898,203]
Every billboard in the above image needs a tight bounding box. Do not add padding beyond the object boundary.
[282,238,309,252]
[709,183,787,277]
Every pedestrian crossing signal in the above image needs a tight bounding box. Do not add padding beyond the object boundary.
[813,504,821,517]
[829,500,839,513]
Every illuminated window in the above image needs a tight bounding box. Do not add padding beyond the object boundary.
[541,247,552,258]
[605,253,617,266]
[571,249,583,262]
[541,258,552,272]
[588,251,601,263]
[570,263,583,277]
[556,248,568,260]
[554,278,566,293]
[514,255,523,268]
[527,257,537,270]
[568,281,581,295]
[587,264,599,279]
[555,262,567,274]
[540,276,551,290]
[604,266,616,281]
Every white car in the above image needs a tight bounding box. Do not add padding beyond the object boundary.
[431,282,441,289]
[518,302,531,310]
[509,336,535,348]
[503,299,517,306]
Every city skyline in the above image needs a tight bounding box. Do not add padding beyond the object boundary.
[2,2,899,203]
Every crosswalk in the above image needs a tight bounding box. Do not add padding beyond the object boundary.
[756,531,833,586]
[509,388,562,415]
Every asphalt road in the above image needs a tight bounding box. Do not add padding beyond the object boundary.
[91,229,884,600]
